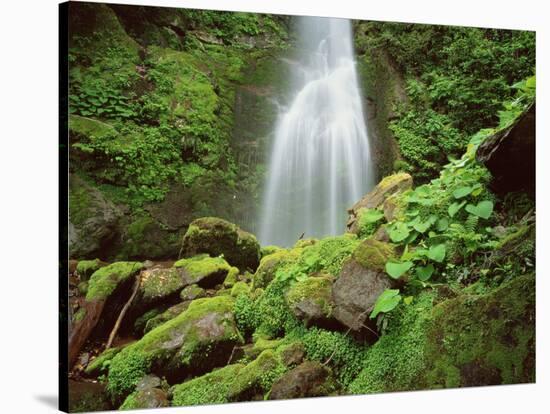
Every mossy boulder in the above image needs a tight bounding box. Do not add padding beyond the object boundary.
[352,238,396,273]
[86,262,143,301]
[286,275,335,327]
[222,266,240,288]
[424,273,535,388]
[68,379,112,413]
[173,254,232,288]
[347,172,412,234]
[144,301,191,334]
[107,296,243,398]
[348,274,535,394]
[137,267,188,306]
[76,258,107,281]
[181,217,261,272]
[179,284,206,301]
[331,259,394,332]
[252,248,300,289]
[268,361,337,400]
[171,348,287,405]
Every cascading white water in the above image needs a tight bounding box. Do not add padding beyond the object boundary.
[259,17,375,247]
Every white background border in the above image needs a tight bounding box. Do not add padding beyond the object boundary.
[0,0,547,412]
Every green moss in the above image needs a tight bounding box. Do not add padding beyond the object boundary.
[299,234,360,276]
[286,275,334,318]
[296,327,366,387]
[294,238,318,248]
[144,301,191,334]
[69,115,117,142]
[140,268,187,301]
[77,281,88,296]
[86,261,143,301]
[234,293,259,337]
[252,248,301,289]
[424,273,535,387]
[171,364,245,406]
[348,291,435,394]
[134,307,166,336]
[352,238,396,272]
[226,349,287,401]
[180,284,206,301]
[73,307,87,323]
[173,254,231,284]
[356,208,385,238]
[223,266,240,288]
[107,296,243,399]
[85,347,122,376]
[231,281,251,297]
[76,258,104,280]
[260,245,282,258]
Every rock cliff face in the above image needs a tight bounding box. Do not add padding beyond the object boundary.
[68,3,292,261]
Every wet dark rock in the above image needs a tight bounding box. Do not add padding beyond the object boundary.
[268,361,334,400]
[332,259,393,332]
[476,103,535,196]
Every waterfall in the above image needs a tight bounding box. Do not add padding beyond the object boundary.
[259,17,374,247]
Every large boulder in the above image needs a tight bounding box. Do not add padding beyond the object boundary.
[347,173,412,234]
[119,375,169,410]
[268,361,336,400]
[69,174,122,258]
[107,296,243,398]
[181,217,261,272]
[68,379,112,413]
[331,259,394,332]
[477,103,535,196]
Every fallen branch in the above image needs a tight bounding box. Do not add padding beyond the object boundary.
[106,272,142,350]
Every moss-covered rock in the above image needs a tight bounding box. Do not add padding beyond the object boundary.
[173,254,232,288]
[347,172,413,234]
[348,274,535,394]
[76,258,107,281]
[107,296,243,399]
[143,301,191,334]
[120,387,169,410]
[181,217,261,272]
[231,281,251,297]
[85,346,122,377]
[252,248,300,289]
[68,379,112,413]
[222,266,240,288]
[286,275,335,327]
[424,273,535,388]
[86,261,143,301]
[171,348,287,406]
[260,245,283,258]
[138,267,188,304]
[268,361,337,400]
[180,284,206,301]
[352,238,396,273]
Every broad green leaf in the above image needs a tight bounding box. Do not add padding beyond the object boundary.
[389,222,410,243]
[416,264,435,281]
[448,201,466,217]
[465,200,494,219]
[370,289,402,319]
[436,217,449,232]
[428,244,446,263]
[385,261,413,279]
[452,186,473,199]
[403,296,414,305]
[360,208,384,223]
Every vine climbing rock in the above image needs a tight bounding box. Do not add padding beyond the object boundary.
[476,103,535,196]
[347,172,413,234]
[181,217,261,272]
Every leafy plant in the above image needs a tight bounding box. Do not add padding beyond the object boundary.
[370,289,402,319]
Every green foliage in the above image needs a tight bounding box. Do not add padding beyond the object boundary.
[385,261,413,279]
[106,350,151,399]
[356,208,385,238]
[370,289,402,319]
[86,262,143,301]
[297,327,367,387]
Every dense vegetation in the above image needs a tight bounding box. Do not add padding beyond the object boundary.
[67,4,536,412]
